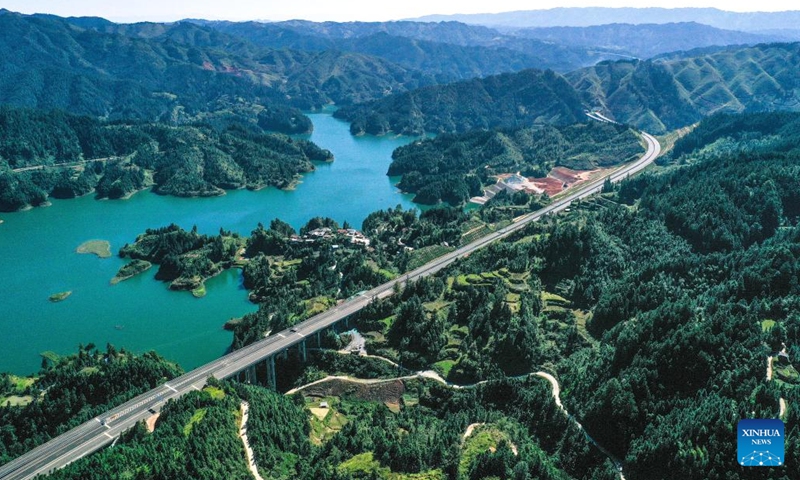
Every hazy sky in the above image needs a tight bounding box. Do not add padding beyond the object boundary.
[1,0,795,22]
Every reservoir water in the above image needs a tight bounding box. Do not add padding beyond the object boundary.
[0,113,419,374]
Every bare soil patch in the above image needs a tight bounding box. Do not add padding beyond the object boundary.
[145,413,160,432]
[302,378,406,404]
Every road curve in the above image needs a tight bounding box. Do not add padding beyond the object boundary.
[534,372,565,412]
[0,131,660,480]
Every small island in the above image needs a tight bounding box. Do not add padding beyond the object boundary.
[48,291,72,302]
[111,259,153,285]
[77,240,112,258]
[119,224,246,296]
[191,283,207,298]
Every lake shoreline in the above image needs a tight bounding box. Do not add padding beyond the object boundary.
[0,111,419,375]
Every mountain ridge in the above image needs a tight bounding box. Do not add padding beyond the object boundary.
[199,19,623,75]
[0,11,433,123]
[512,22,784,58]
[410,7,800,32]
[338,41,800,135]
[335,68,586,135]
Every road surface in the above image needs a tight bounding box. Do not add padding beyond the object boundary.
[0,131,659,480]
[11,157,117,173]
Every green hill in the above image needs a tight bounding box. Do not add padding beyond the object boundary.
[388,122,643,205]
[569,43,800,133]
[334,69,586,135]
[338,42,800,136]
[205,20,617,78]
[0,107,332,211]
[0,11,430,124]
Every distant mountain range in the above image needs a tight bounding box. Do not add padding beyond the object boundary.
[0,8,798,137]
[198,20,622,76]
[569,43,800,133]
[412,7,800,35]
[338,42,800,135]
[513,22,783,59]
[0,10,432,123]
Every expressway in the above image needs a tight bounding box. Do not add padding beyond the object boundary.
[0,130,660,480]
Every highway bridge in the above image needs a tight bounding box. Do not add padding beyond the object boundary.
[0,129,660,480]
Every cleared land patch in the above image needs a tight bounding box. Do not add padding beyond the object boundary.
[76,239,112,258]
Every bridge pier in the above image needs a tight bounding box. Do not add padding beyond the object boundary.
[316,331,321,348]
[299,340,307,362]
[244,365,256,384]
[265,355,276,390]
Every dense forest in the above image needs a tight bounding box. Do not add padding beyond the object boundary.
[0,345,182,465]
[0,107,332,211]
[300,111,798,478]
[228,111,800,478]
[334,69,586,135]
[666,110,800,163]
[389,122,643,205]
[40,373,603,480]
[0,11,439,122]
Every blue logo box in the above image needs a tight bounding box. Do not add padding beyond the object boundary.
[738,419,784,467]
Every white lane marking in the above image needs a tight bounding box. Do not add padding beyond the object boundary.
[193,385,201,391]
[165,384,178,393]
[95,418,103,424]
[103,432,114,439]
[278,333,285,338]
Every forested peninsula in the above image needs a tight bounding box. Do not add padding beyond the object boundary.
[0,107,332,212]
[389,121,643,205]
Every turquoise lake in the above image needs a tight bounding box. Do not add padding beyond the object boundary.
[0,113,420,374]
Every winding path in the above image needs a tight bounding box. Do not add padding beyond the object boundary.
[288,369,624,478]
[11,157,118,173]
[534,372,565,413]
[766,347,789,420]
[238,402,264,480]
[462,423,485,441]
[285,371,443,395]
